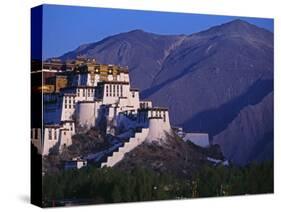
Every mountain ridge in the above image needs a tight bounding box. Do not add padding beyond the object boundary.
[58,19,272,61]
[56,19,273,165]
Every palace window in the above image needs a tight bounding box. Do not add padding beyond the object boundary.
[54,130,57,140]
[120,85,123,96]
[132,92,135,98]
[83,89,85,97]
[163,113,166,122]
[48,129,52,140]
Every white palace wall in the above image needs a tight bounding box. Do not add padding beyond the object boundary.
[33,61,178,159]
[146,117,171,143]
[31,128,43,154]
[42,127,60,155]
[61,94,76,121]
[59,129,72,151]
[76,101,102,129]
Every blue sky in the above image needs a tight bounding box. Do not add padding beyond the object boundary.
[41,4,273,59]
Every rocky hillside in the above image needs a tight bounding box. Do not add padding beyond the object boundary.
[213,92,273,165]
[58,19,273,165]
[116,133,225,179]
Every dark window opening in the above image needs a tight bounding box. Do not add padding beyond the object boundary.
[34,129,38,139]
[48,129,52,140]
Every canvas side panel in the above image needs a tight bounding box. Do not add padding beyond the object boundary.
[31,5,43,208]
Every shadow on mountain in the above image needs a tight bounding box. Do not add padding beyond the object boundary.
[140,52,216,99]
[182,79,273,139]
[248,130,274,163]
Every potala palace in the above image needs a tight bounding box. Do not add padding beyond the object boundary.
[31,57,209,168]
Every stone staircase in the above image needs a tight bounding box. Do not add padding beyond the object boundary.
[101,128,149,167]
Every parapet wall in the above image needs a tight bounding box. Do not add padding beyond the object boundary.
[137,108,170,128]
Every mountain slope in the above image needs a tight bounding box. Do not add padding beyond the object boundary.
[213,92,273,165]
[60,30,186,90]
[144,20,273,164]
[58,19,273,165]
[144,20,273,125]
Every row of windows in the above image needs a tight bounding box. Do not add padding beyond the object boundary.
[138,111,167,122]
[76,88,94,98]
[153,111,166,122]
[47,128,73,140]
[32,127,73,140]
[48,129,58,140]
[48,129,70,140]
[140,102,150,108]
[64,96,76,109]
[105,84,123,97]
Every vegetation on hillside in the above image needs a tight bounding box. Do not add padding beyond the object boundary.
[43,127,109,173]
[41,128,273,207]
[42,161,273,207]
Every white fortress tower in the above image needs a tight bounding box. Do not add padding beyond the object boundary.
[31,58,172,159]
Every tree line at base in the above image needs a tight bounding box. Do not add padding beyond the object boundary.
[42,161,273,207]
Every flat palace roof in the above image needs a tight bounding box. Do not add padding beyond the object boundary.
[138,107,168,111]
[98,81,129,85]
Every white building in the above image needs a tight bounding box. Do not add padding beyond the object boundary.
[64,158,87,170]
[32,59,196,164]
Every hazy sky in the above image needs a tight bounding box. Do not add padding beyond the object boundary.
[41,4,274,59]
